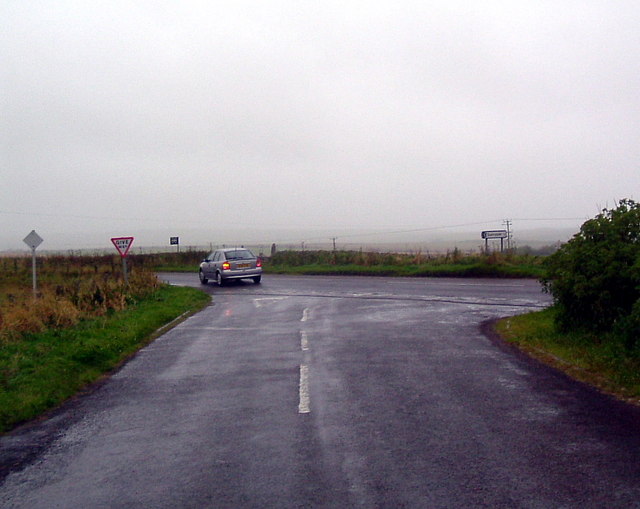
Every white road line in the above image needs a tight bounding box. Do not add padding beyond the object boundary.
[301,307,310,322]
[300,331,309,351]
[253,297,288,308]
[181,327,257,331]
[298,364,310,414]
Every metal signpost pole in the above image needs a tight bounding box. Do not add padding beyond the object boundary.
[23,230,44,299]
[31,248,37,295]
[122,256,128,285]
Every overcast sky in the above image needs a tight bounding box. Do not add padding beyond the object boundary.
[2,1,639,251]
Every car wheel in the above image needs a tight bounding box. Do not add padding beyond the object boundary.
[199,270,208,285]
[253,276,261,284]
[216,272,225,286]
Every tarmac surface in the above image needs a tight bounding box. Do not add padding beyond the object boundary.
[1,274,640,508]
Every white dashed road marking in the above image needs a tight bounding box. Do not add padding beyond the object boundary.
[298,365,310,414]
[300,331,309,351]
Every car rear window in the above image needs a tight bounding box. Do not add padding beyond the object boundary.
[224,250,254,260]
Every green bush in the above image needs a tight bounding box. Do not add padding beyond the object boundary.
[614,299,640,351]
[542,199,640,344]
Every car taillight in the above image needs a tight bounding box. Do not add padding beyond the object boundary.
[222,261,231,270]
[256,259,262,268]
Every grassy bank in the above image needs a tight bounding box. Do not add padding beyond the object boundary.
[266,251,546,278]
[496,308,640,404]
[0,285,210,433]
[266,261,543,278]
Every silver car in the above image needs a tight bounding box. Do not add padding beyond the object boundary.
[199,248,262,286]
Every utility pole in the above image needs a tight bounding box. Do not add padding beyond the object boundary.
[503,219,512,251]
[331,237,337,265]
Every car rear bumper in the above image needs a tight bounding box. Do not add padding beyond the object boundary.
[221,268,262,280]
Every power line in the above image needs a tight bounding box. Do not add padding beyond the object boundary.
[261,220,500,245]
[511,217,587,222]
[1,208,585,249]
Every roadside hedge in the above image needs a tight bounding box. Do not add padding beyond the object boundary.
[542,199,640,350]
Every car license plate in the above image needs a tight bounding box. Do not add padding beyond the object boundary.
[238,263,250,268]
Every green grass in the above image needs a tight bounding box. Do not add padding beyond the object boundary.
[263,250,546,278]
[266,261,545,278]
[496,308,640,404]
[153,263,545,278]
[0,285,210,433]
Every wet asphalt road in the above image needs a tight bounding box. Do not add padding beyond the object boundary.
[1,274,640,508]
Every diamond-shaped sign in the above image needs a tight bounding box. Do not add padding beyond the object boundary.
[111,236,134,257]
[23,230,44,250]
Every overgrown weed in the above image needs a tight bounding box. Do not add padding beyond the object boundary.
[0,256,160,344]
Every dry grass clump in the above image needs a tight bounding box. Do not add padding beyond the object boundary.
[0,256,160,344]
[1,294,80,336]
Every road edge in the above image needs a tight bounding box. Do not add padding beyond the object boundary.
[481,318,640,412]
[0,294,212,483]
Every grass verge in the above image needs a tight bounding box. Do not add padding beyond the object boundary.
[143,250,547,278]
[266,262,545,278]
[0,285,210,433]
[496,308,640,405]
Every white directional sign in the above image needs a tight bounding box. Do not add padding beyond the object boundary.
[111,236,134,257]
[481,230,508,240]
[23,230,44,250]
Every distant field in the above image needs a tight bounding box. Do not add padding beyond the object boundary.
[1,249,548,278]
[97,248,546,278]
[265,250,547,278]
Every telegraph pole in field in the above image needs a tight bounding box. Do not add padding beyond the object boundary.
[503,219,512,251]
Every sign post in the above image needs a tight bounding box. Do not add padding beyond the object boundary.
[111,236,134,284]
[23,230,44,298]
[170,236,180,253]
[481,230,508,253]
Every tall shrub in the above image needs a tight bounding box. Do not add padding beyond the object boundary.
[542,199,640,343]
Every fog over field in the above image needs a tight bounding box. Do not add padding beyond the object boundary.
[2,2,638,252]
[0,224,577,257]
